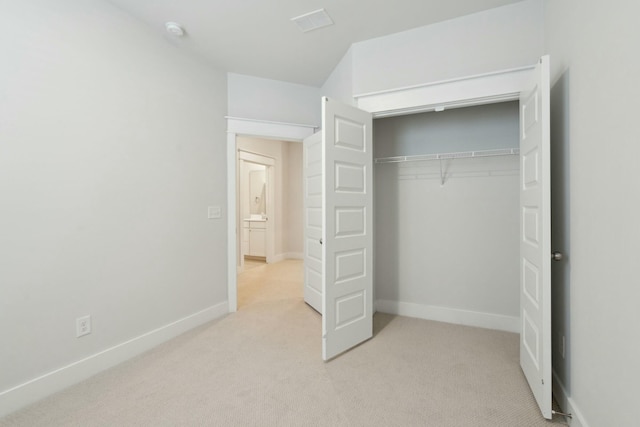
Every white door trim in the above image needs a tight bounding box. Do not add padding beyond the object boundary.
[226,118,317,313]
[239,150,276,166]
[226,117,317,141]
[354,65,534,117]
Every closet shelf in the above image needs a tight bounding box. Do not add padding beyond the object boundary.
[374,148,520,164]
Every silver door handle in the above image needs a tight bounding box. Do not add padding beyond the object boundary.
[551,252,563,261]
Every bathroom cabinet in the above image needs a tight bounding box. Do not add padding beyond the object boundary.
[243,219,266,257]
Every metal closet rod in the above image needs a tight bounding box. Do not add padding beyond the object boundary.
[374,147,520,164]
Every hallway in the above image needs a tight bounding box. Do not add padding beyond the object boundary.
[237,259,304,310]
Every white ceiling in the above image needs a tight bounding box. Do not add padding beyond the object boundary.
[106,0,525,87]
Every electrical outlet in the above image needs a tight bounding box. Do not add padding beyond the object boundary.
[76,315,91,338]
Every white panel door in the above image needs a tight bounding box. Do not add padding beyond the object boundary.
[519,56,552,419]
[322,97,373,361]
[303,132,323,313]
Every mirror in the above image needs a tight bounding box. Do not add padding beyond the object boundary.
[249,168,266,216]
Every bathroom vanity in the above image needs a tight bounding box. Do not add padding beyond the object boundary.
[242,217,266,258]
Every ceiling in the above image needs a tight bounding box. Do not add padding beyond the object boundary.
[106,0,525,87]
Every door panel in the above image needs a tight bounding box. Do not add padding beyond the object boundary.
[303,132,323,313]
[519,55,552,419]
[322,97,373,361]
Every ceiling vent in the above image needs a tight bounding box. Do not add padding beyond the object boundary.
[291,9,334,33]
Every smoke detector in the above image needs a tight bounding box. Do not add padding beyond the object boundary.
[291,9,334,33]
[165,22,185,37]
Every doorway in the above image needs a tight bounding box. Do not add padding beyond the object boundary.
[227,124,313,312]
[372,101,521,332]
[235,139,304,310]
[236,259,304,309]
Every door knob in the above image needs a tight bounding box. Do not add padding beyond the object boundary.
[551,252,563,261]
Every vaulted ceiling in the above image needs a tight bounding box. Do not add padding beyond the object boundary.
[106,0,525,86]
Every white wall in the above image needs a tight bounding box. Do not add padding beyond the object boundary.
[228,73,322,126]
[350,0,544,95]
[321,47,355,106]
[544,1,640,426]
[374,103,520,330]
[237,137,303,260]
[374,102,519,157]
[0,0,228,415]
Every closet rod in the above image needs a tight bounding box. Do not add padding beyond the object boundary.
[374,148,520,164]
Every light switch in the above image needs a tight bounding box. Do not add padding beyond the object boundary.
[208,206,221,219]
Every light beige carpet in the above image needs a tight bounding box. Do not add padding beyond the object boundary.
[1,260,567,426]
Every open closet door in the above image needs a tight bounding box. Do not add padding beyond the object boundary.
[519,55,552,419]
[303,132,323,313]
[322,97,373,361]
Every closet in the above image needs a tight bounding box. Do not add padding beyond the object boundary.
[302,55,552,420]
[373,102,521,330]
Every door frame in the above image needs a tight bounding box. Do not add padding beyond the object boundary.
[226,117,317,312]
[354,65,537,313]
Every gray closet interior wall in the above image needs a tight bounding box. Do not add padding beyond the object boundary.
[373,102,521,324]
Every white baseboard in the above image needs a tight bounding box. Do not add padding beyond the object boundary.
[552,370,589,427]
[376,299,519,333]
[0,302,228,418]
